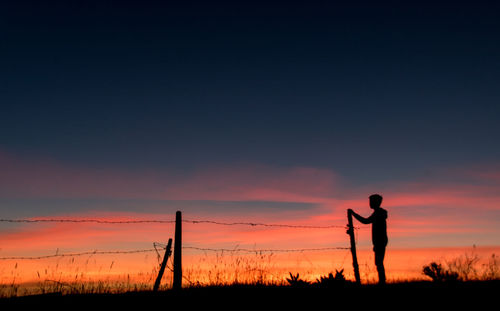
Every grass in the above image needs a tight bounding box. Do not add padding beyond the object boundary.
[1,248,499,298]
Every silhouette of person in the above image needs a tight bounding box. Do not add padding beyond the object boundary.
[348,194,388,284]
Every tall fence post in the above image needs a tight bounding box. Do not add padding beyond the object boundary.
[153,238,172,292]
[173,211,182,290]
[347,210,361,284]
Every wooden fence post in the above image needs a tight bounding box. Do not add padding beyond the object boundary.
[173,211,182,290]
[153,238,172,292]
[347,210,361,284]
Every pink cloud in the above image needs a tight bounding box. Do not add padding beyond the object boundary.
[0,151,339,202]
[0,150,499,253]
[159,164,340,202]
[2,150,499,212]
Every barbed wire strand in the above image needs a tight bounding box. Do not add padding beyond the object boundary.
[183,246,350,253]
[0,218,363,229]
[154,243,351,253]
[0,218,175,224]
[0,248,159,260]
[183,219,348,229]
[0,245,351,260]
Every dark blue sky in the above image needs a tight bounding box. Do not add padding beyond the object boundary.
[1,0,499,185]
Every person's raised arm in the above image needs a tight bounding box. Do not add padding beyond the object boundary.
[348,209,372,224]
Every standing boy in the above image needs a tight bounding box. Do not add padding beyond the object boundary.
[348,194,388,284]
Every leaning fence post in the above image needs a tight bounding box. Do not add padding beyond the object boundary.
[347,210,361,284]
[173,211,182,290]
[153,238,172,292]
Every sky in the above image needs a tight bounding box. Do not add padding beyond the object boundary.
[0,1,499,283]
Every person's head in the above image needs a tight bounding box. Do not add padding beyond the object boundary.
[369,194,383,209]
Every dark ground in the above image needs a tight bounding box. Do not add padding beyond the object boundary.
[1,281,498,310]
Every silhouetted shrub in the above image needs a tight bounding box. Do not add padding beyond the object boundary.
[423,247,500,281]
[315,269,346,287]
[286,273,310,287]
[422,262,459,282]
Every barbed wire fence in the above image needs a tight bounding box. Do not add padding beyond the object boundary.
[0,215,362,288]
[0,217,359,258]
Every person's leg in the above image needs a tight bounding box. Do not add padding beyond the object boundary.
[374,246,386,284]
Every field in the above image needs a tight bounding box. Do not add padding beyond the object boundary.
[1,245,499,310]
[1,281,499,310]
[2,254,499,310]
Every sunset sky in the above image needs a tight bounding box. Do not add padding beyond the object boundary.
[1,1,499,284]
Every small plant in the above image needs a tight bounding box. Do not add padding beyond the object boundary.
[316,269,346,287]
[445,247,480,281]
[422,262,459,282]
[286,272,310,287]
[482,253,500,280]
